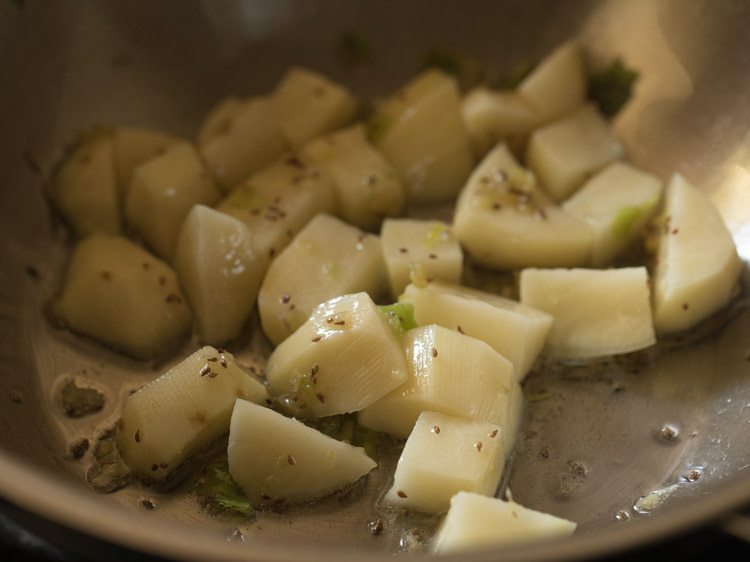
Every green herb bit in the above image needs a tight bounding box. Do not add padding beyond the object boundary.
[197,456,254,518]
[527,390,553,403]
[335,31,375,69]
[379,302,417,336]
[366,112,393,145]
[422,223,450,248]
[611,196,657,240]
[423,48,486,90]
[589,58,639,117]
[60,378,105,418]
[223,185,262,211]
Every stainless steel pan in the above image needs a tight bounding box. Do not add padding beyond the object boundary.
[1,1,749,560]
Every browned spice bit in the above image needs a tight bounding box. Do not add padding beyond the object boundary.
[100,270,111,280]
[142,262,150,271]
[192,411,207,423]
[326,316,335,324]
[357,233,368,243]
[311,335,323,342]
[250,208,260,217]
[687,469,701,482]
[207,357,218,362]
[432,347,438,358]
[269,247,276,259]
[289,304,296,310]
[165,294,182,304]
[265,398,273,405]
[539,447,550,460]
[311,363,320,376]
[511,511,518,519]
[428,253,438,260]
[260,494,271,501]
[432,425,441,434]
[8,390,23,404]
[364,174,378,186]
[219,354,228,369]
[199,365,211,377]
[334,320,345,326]
[150,463,159,472]
[159,462,168,469]
[492,202,502,210]
[368,518,384,536]
[480,175,490,184]
[489,429,498,438]
[399,247,408,254]
[68,438,90,460]
[286,155,305,169]
[682,303,689,311]
[24,265,41,281]
[397,490,408,499]
[287,454,297,466]
[313,85,326,98]
[474,441,483,452]
[139,498,156,510]
[159,275,167,286]
[315,392,325,403]
[134,430,141,443]
[536,208,548,220]
[457,325,465,334]
[281,293,291,304]
[672,228,679,235]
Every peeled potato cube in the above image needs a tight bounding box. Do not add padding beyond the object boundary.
[197,96,243,147]
[563,162,663,266]
[400,282,552,381]
[370,70,473,204]
[516,41,587,123]
[653,174,742,333]
[433,492,577,553]
[125,142,221,260]
[266,292,408,417]
[301,125,405,230]
[258,214,386,345]
[50,131,120,237]
[112,127,182,200]
[217,157,337,263]
[520,267,656,358]
[271,67,358,148]
[453,144,592,270]
[381,219,463,298]
[199,97,288,191]
[461,88,540,158]
[526,104,624,201]
[117,346,267,479]
[53,236,192,359]
[174,205,263,345]
[384,411,507,514]
[228,399,376,502]
[358,325,521,439]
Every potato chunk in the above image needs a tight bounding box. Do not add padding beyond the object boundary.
[653,174,741,333]
[520,267,656,358]
[563,162,663,266]
[112,127,182,199]
[358,325,521,439]
[526,104,623,201]
[117,346,267,479]
[54,236,192,359]
[369,70,473,203]
[258,214,386,345]
[453,144,592,270]
[174,205,263,345]
[228,399,376,502]
[433,492,577,553]
[381,219,463,298]
[384,412,507,514]
[125,142,222,260]
[266,292,408,417]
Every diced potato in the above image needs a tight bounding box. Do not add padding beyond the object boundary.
[358,325,521,439]
[266,292,408,417]
[112,127,182,199]
[271,67,358,148]
[432,492,577,553]
[520,267,656,358]
[174,205,263,345]
[400,282,552,380]
[516,41,586,123]
[199,97,288,191]
[228,399,376,502]
[381,219,463,298]
[383,411,507,514]
[461,88,540,158]
[653,174,742,333]
[53,236,192,359]
[526,104,624,201]
[216,157,337,264]
[258,214,386,345]
[563,162,663,266]
[301,125,405,230]
[453,144,592,270]
[369,70,474,203]
[117,346,267,479]
[50,131,120,237]
[125,142,221,260]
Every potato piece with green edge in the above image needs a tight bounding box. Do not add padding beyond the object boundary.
[271,67,358,148]
[563,162,663,266]
[301,125,405,230]
[369,69,473,204]
[117,346,267,480]
[216,157,337,264]
[358,325,521,439]
[433,492,577,553]
[266,292,408,417]
[53,236,191,359]
[453,144,592,270]
[653,174,742,334]
[384,411,507,514]
[381,219,463,298]
[461,88,541,158]
[526,104,624,201]
[258,214,386,345]
[50,130,120,237]
[174,205,263,345]
[112,127,182,200]
[399,282,552,381]
[227,399,376,502]
[520,267,656,359]
[125,142,221,260]
[199,97,288,192]
[516,40,586,123]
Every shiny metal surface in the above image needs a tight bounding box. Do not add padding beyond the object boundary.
[0,0,749,560]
